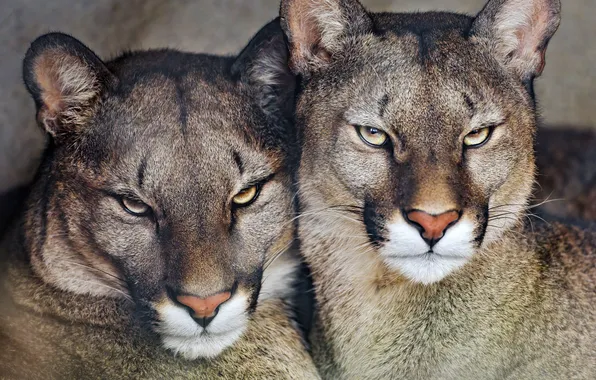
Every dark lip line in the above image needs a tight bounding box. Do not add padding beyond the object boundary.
[385,252,468,259]
[161,329,230,338]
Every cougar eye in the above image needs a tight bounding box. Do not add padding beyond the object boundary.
[120,197,152,216]
[463,126,492,147]
[356,125,388,147]
[233,184,260,207]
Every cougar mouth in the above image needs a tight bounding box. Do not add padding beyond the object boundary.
[382,213,478,284]
[153,292,250,359]
[389,251,466,259]
[147,252,298,359]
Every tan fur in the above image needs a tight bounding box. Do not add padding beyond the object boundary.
[281,0,595,378]
[302,212,595,379]
[1,28,319,378]
[0,241,318,379]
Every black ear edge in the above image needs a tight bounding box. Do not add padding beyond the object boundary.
[230,18,288,82]
[231,18,295,113]
[22,32,115,111]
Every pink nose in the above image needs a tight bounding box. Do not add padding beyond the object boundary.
[406,210,460,243]
[176,291,231,319]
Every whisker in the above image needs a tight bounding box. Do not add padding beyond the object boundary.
[59,259,126,283]
[490,194,564,213]
[523,212,550,225]
[523,213,535,233]
[486,224,525,238]
[69,278,132,301]
[263,238,296,271]
[488,216,518,223]
[488,204,526,210]
[527,197,565,209]
[280,204,364,228]
[488,212,518,218]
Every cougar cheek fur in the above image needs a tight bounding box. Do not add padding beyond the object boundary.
[280,0,595,378]
[0,21,320,379]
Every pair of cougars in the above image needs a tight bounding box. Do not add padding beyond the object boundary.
[1,0,594,379]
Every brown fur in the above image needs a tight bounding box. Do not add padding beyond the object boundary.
[305,222,595,379]
[0,237,318,379]
[0,23,319,378]
[280,0,595,378]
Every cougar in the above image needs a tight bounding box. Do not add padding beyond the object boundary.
[0,21,320,379]
[280,0,595,378]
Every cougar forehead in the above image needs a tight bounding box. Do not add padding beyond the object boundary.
[302,15,535,194]
[303,14,533,136]
[90,62,280,207]
[62,52,286,289]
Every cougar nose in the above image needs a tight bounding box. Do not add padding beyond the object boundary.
[176,291,232,328]
[406,210,461,246]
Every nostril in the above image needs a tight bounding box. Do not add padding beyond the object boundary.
[177,291,231,318]
[172,290,233,329]
[404,211,423,231]
[406,209,461,243]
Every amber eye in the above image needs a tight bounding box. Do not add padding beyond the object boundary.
[232,185,260,207]
[356,125,389,147]
[120,197,151,216]
[463,127,492,147]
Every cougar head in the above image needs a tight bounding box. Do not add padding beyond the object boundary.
[281,0,560,284]
[22,20,296,358]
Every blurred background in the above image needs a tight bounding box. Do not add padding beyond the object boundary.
[1,0,595,193]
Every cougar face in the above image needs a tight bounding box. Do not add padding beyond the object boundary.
[282,0,560,284]
[22,24,295,359]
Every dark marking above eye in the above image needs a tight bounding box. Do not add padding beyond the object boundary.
[403,28,436,64]
[137,155,148,188]
[417,33,435,64]
[233,151,244,175]
[174,77,188,137]
[379,94,389,118]
[463,94,475,115]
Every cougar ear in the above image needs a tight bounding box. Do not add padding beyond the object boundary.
[470,0,561,80]
[232,19,295,119]
[280,0,372,76]
[23,33,116,140]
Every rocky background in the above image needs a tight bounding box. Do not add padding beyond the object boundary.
[1,0,594,192]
